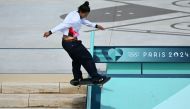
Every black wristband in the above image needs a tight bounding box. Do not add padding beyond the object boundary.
[49,31,52,35]
[95,24,98,28]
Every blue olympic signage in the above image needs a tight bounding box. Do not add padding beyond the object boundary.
[93,46,190,63]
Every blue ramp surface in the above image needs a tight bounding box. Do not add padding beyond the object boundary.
[100,77,190,109]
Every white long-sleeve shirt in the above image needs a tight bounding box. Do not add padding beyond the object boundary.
[50,10,97,37]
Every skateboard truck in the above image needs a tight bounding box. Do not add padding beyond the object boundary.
[77,85,81,90]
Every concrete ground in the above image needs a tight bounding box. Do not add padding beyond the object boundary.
[0,0,190,74]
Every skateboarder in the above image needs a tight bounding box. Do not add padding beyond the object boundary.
[43,1,110,86]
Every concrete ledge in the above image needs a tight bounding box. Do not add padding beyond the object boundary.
[2,83,59,94]
[0,74,75,83]
[29,94,86,108]
[1,82,86,94]
[0,94,86,108]
[60,83,86,94]
[0,94,29,108]
[0,107,85,109]
[0,74,88,83]
[0,108,84,109]
[0,83,1,93]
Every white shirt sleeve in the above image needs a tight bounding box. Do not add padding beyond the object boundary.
[50,12,74,33]
[81,18,96,28]
[50,22,72,33]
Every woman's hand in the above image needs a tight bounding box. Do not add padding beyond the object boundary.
[97,25,105,30]
[43,31,52,38]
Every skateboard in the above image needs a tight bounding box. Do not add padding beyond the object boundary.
[70,77,111,88]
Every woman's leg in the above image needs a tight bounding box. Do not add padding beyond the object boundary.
[62,40,109,85]
[62,40,100,78]
[62,41,83,80]
[74,41,102,79]
[72,59,83,79]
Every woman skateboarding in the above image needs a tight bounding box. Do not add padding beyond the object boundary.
[43,1,110,86]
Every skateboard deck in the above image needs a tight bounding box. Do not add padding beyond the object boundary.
[70,77,111,87]
[78,78,94,85]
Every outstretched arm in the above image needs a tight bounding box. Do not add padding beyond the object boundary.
[81,19,105,30]
[43,11,74,38]
[43,22,72,38]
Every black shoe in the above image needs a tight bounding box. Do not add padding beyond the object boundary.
[70,78,82,86]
